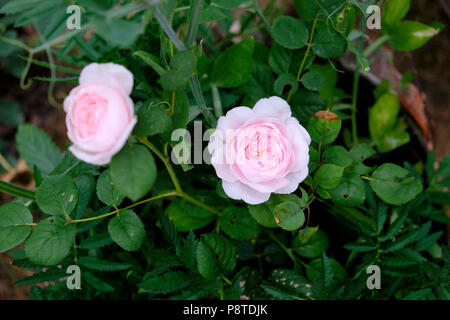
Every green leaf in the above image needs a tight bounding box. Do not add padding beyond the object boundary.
[0,203,33,253]
[271,16,309,50]
[277,189,309,208]
[301,71,325,91]
[261,285,300,300]
[273,201,305,231]
[165,198,215,232]
[15,268,67,286]
[94,18,141,48]
[36,174,78,217]
[294,0,345,22]
[96,169,124,207]
[83,271,114,292]
[269,43,293,75]
[78,256,132,271]
[323,146,353,167]
[292,229,329,258]
[212,36,255,88]
[110,144,157,201]
[196,240,218,279]
[349,143,376,162]
[332,3,357,36]
[212,0,247,9]
[370,163,423,206]
[388,21,439,51]
[314,164,344,190]
[290,89,326,125]
[382,0,410,28]
[312,23,346,59]
[321,252,333,287]
[298,226,319,242]
[178,231,198,270]
[73,175,95,220]
[219,206,260,240]
[307,117,342,145]
[344,243,377,252]
[108,210,145,251]
[200,5,228,23]
[330,174,366,207]
[248,197,279,228]
[16,124,62,176]
[308,64,338,106]
[197,233,236,279]
[415,231,444,252]
[384,221,431,253]
[274,73,298,95]
[160,51,197,91]
[25,216,76,266]
[306,256,347,285]
[134,104,172,136]
[133,51,166,76]
[139,271,191,294]
[268,268,312,298]
[402,288,434,300]
[78,232,113,250]
[369,92,410,153]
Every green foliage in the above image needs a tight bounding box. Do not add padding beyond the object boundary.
[212,37,255,88]
[369,164,423,206]
[161,51,197,91]
[307,117,342,145]
[108,210,146,251]
[36,175,78,217]
[25,216,77,266]
[0,203,33,252]
[271,16,309,50]
[387,21,439,51]
[96,169,124,207]
[197,233,236,279]
[0,0,446,302]
[219,206,260,240]
[369,92,410,152]
[110,144,157,201]
[16,124,62,176]
[165,198,216,231]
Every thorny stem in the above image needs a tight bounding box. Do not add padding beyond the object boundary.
[0,153,13,172]
[351,18,367,146]
[287,15,319,103]
[251,0,271,32]
[264,229,309,269]
[69,191,178,224]
[136,136,221,215]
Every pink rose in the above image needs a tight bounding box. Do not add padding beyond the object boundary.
[64,63,137,165]
[208,97,311,205]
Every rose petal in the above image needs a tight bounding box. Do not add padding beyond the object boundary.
[216,106,254,133]
[275,169,309,194]
[79,63,134,95]
[252,96,292,122]
[68,115,137,166]
[222,180,271,205]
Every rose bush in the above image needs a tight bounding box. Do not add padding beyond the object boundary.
[0,0,448,301]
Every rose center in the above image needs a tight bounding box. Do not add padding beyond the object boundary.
[234,123,288,176]
[73,92,108,138]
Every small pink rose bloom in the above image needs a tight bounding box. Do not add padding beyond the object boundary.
[208,97,311,205]
[64,63,137,165]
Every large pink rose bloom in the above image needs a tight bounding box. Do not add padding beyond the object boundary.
[208,97,311,205]
[64,63,137,165]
